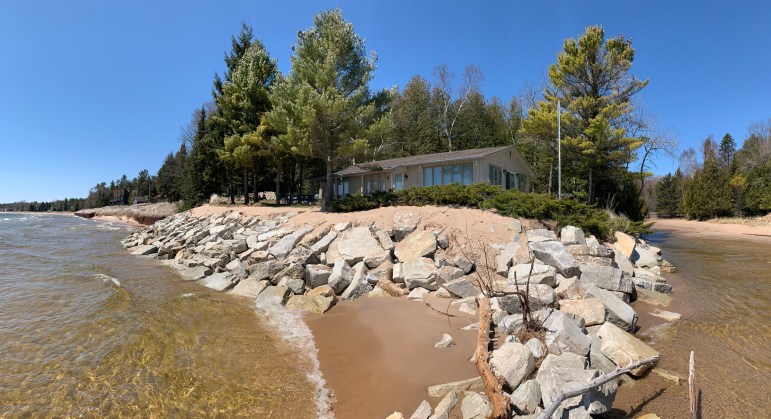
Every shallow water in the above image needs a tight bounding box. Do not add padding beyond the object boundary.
[0,214,316,417]
[616,229,771,417]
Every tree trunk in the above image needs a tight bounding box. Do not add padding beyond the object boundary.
[243,166,249,205]
[252,159,259,202]
[275,163,282,204]
[588,167,594,204]
[228,167,235,204]
[298,158,305,194]
[323,155,333,212]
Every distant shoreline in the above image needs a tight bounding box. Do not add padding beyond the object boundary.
[651,217,771,243]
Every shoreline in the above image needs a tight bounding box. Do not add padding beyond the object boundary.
[651,217,771,243]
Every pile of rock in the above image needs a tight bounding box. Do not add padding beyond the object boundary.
[122,209,674,419]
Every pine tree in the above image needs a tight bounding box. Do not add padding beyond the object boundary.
[682,141,733,219]
[718,133,737,168]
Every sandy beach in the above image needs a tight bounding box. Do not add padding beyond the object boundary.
[652,217,771,242]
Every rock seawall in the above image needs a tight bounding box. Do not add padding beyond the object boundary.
[122,207,676,418]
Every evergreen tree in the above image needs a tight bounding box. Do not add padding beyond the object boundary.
[718,133,737,168]
[656,172,682,217]
[682,140,733,219]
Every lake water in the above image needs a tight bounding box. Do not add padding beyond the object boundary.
[0,213,321,417]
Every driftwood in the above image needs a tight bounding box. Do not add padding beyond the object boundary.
[537,356,660,419]
[689,351,696,419]
[474,296,510,418]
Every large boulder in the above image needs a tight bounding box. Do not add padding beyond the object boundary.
[613,248,635,274]
[427,377,484,398]
[443,277,481,298]
[310,230,338,255]
[249,260,282,281]
[578,265,634,294]
[305,264,332,289]
[453,255,475,274]
[393,212,418,241]
[230,278,269,298]
[409,400,432,419]
[394,230,437,262]
[337,227,387,264]
[528,241,581,278]
[429,390,458,419]
[272,263,305,286]
[527,229,557,242]
[285,294,335,314]
[256,285,291,305]
[226,258,248,279]
[495,284,556,314]
[268,225,313,259]
[535,353,591,411]
[180,265,212,281]
[560,226,586,246]
[613,231,636,259]
[495,241,520,275]
[201,272,236,291]
[341,261,372,300]
[460,392,493,419]
[597,322,659,376]
[583,284,638,332]
[544,312,591,356]
[558,298,605,326]
[402,257,439,290]
[328,260,353,294]
[375,229,395,251]
[632,246,658,269]
[555,276,585,300]
[131,244,158,255]
[507,264,556,287]
[489,341,535,389]
[508,379,541,415]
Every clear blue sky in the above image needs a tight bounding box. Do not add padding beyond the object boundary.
[1,1,769,202]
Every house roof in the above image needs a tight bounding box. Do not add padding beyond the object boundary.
[335,145,515,176]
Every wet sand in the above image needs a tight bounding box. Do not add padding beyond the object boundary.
[306,296,479,418]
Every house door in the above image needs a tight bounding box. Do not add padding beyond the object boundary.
[394,173,404,190]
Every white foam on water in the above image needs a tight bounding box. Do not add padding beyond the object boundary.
[2,218,10,221]
[254,297,336,419]
[180,292,195,298]
[94,273,121,287]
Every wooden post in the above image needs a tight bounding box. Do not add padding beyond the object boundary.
[689,351,696,419]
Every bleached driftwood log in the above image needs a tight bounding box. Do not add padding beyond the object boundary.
[474,296,510,418]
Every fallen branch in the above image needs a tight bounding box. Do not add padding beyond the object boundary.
[538,356,659,419]
[474,296,510,418]
[689,351,696,419]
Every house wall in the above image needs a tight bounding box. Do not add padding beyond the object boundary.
[480,148,533,190]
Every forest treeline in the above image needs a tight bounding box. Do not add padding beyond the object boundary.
[8,9,764,221]
[654,124,771,220]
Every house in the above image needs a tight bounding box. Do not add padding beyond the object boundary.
[325,145,534,199]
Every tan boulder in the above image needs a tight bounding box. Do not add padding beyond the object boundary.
[613,231,636,259]
[597,322,659,376]
[394,230,437,262]
[558,298,606,326]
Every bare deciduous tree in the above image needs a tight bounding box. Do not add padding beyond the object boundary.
[434,64,483,151]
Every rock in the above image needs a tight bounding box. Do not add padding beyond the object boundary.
[395,230,437,262]
[180,266,212,281]
[307,284,335,298]
[246,235,268,250]
[226,258,248,279]
[632,277,673,293]
[285,294,335,314]
[386,412,405,419]
[460,392,492,419]
[337,227,387,264]
[453,255,475,274]
[402,257,439,290]
[528,241,581,278]
[392,262,405,283]
[490,341,535,389]
[230,278,269,298]
[436,233,450,250]
[555,276,584,300]
[597,322,659,376]
[535,308,587,332]
[588,336,617,373]
[310,230,338,255]
[408,287,430,301]
[527,229,557,242]
[249,260,282,281]
[560,226,586,246]
[458,303,477,316]
[650,309,681,321]
[428,390,458,419]
[434,333,455,348]
[437,266,465,283]
[278,276,305,295]
[367,261,393,284]
[613,231,636,259]
[328,260,353,294]
[435,287,453,298]
[409,400,432,419]
[495,284,556,314]
[272,263,305,286]
[131,244,158,255]
[509,263,550,279]
[495,241,520,275]
[375,229,395,251]
[507,265,557,287]
[287,245,318,265]
[305,264,332,289]
[509,379,541,415]
[267,225,313,259]
[443,277,481,298]
[613,248,635,275]
[505,219,522,233]
[544,312,591,356]
[632,246,658,269]
[583,284,638,332]
[201,272,236,291]
[427,377,484,398]
[393,212,418,241]
[635,287,672,307]
[536,353,597,414]
[340,261,372,300]
[558,298,606,326]
[256,285,291,305]
[333,221,351,232]
[524,337,546,359]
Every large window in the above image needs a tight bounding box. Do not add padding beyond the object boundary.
[364,173,387,193]
[423,164,473,186]
[505,172,528,192]
[336,178,350,196]
[489,164,503,186]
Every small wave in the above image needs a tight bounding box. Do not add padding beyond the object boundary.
[2,218,10,221]
[94,273,121,287]
[255,298,335,418]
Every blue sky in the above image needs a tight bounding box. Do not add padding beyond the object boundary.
[1,1,769,202]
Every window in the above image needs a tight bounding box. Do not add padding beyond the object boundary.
[394,173,404,190]
[364,173,386,193]
[336,178,350,196]
[423,164,473,187]
[489,164,502,186]
[517,174,528,192]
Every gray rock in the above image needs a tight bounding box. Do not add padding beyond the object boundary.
[524,337,546,358]
[310,230,338,255]
[507,265,557,287]
[249,260,282,281]
[495,241,520,275]
[131,244,158,255]
[443,277,481,298]
[560,226,586,246]
[333,221,351,231]
[305,264,332,289]
[341,261,372,300]
[393,212,418,241]
[529,241,581,278]
[536,353,596,414]
[328,260,353,294]
[579,265,634,294]
[287,245,318,265]
[453,255,475,274]
[460,392,492,419]
[558,298,605,326]
[337,227,386,264]
[632,246,658,269]
[427,377,484,398]
[613,247,635,274]
[495,284,556,314]
[180,265,212,281]
[230,278,269,298]
[490,341,535,389]
[268,225,313,259]
[392,262,405,283]
[597,322,659,376]
[527,229,557,242]
[509,379,541,415]
[225,258,248,279]
[437,266,465,283]
[256,285,291,305]
[408,287,430,300]
[272,263,305,286]
[434,333,455,348]
[429,390,458,419]
[632,276,673,293]
[555,276,584,300]
[201,272,236,291]
[544,311,591,356]
[409,400,432,419]
[375,229,394,251]
[402,257,439,290]
[367,261,393,284]
[588,336,616,373]
[395,230,437,262]
[583,284,638,332]
[278,276,305,295]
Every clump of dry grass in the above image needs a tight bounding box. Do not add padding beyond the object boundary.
[706,215,771,227]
